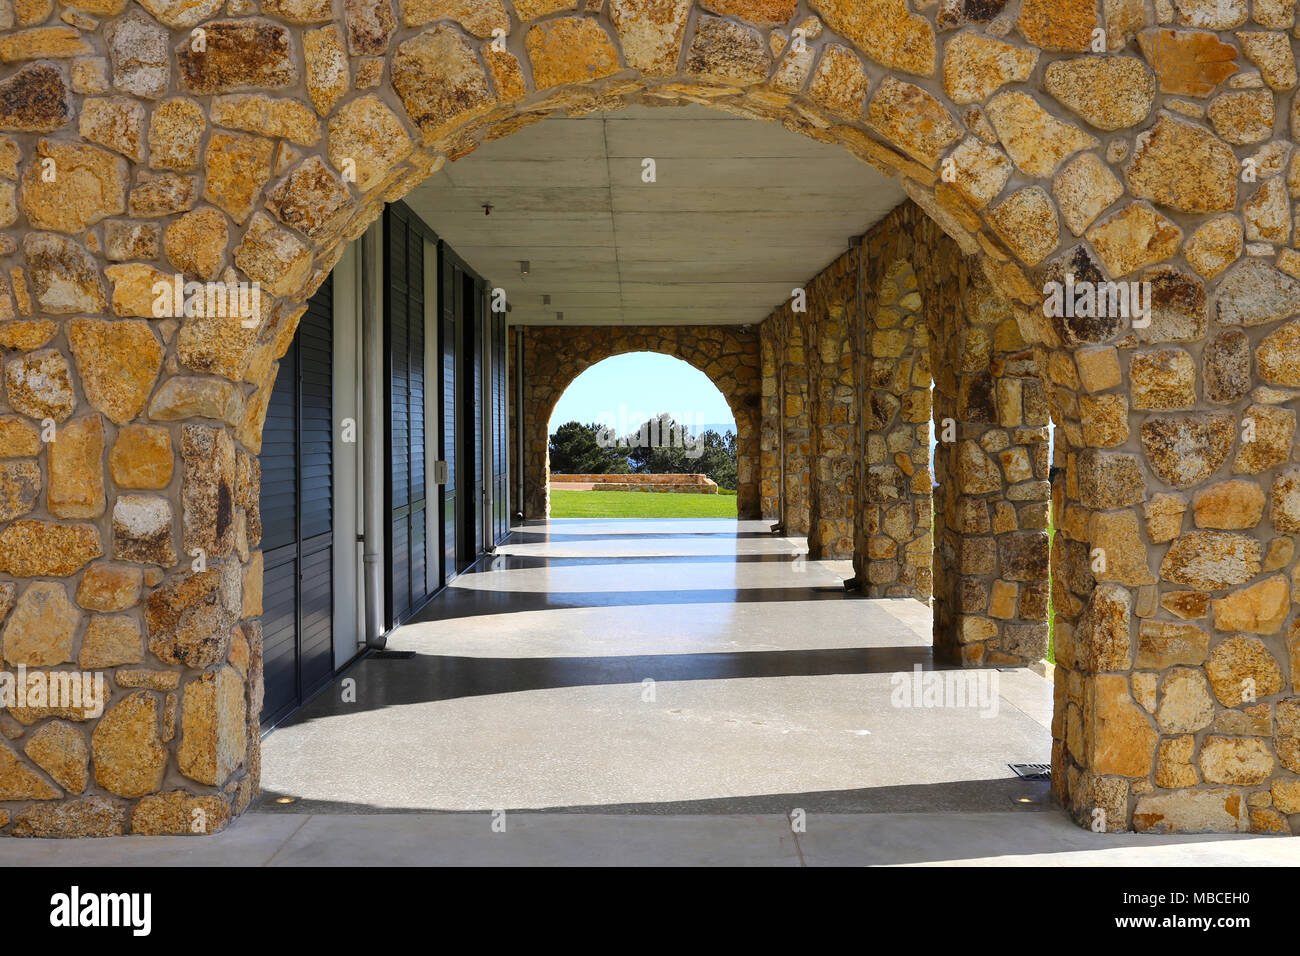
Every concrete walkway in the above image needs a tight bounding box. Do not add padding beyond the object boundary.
[3,811,1295,866]
[256,519,1053,814]
[3,519,1296,864]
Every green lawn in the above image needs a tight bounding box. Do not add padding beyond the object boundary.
[549,489,739,518]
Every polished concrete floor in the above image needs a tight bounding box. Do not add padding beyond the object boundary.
[5,519,1296,864]
[257,519,1055,815]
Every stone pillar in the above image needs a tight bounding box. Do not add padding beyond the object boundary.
[1042,242,1300,834]
[517,327,551,520]
[857,259,935,596]
[932,261,1051,666]
[729,335,763,521]
[759,318,782,522]
[804,250,859,559]
[507,324,520,519]
[780,310,810,536]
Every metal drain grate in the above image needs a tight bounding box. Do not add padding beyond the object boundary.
[1009,763,1051,780]
[370,650,416,660]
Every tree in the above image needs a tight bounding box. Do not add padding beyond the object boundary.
[547,415,738,488]
[622,414,737,490]
[548,421,628,474]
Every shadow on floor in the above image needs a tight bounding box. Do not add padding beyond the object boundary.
[505,530,789,544]
[409,583,858,620]
[467,552,808,569]
[277,644,942,728]
[254,775,1053,816]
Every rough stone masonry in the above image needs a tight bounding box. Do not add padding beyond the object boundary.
[0,0,1297,836]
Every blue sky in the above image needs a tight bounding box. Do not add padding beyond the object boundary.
[549,353,736,434]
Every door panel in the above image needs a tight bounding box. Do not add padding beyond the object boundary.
[436,243,500,575]
[457,270,483,569]
[441,246,457,583]
[491,310,509,543]
[384,203,438,624]
[297,278,334,702]
[260,551,297,723]
[258,274,334,726]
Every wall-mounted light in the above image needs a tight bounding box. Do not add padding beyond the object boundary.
[483,203,494,216]
[519,260,530,276]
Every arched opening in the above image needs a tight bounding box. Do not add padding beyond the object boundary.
[253,98,1056,829]
[546,353,742,517]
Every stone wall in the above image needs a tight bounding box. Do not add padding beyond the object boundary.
[0,0,1294,835]
[514,324,761,519]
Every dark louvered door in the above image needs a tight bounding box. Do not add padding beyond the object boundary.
[386,216,411,624]
[437,243,490,576]
[384,204,433,625]
[260,336,298,725]
[298,282,334,696]
[472,282,484,556]
[259,274,334,726]
[457,269,483,568]
[492,310,509,543]
[440,246,457,582]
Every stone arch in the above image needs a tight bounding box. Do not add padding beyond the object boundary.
[516,325,761,519]
[0,0,1296,836]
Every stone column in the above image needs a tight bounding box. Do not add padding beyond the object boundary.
[733,401,762,520]
[759,318,782,522]
[780,309,810,536]
[932,261,1051,666]
[0,1,439,838]
[1042,241,1300,834]
[858,258,935,596]
[507,324,520,519]
[518,327,551,520]
[724,328,763,521]
[804,250,859,559]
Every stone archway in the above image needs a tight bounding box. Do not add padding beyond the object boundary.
[514,324,761,519]
[0,0,1295,836]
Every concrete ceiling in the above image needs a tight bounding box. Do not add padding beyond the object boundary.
[403,104,908,327]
